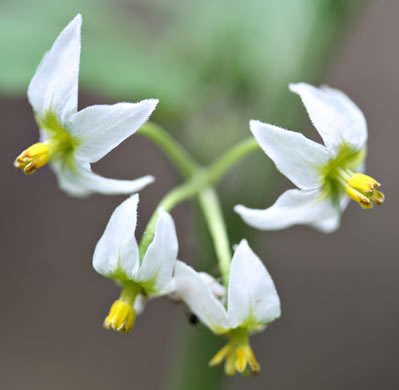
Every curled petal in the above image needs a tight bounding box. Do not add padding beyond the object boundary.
[289,83,367,154]
[28,14,81,124]
[50,160,154,197]
[227,240,280,331]
[71,99,158,163]
[250,120,330,190]
[135,210,178,295]
[174,261,228,333]
[235,189,341,232]
[93,194,140,279]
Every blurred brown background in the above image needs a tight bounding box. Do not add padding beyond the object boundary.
[1,1,398,389]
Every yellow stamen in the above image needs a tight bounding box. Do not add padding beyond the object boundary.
[246,346,260,375]
[349,173,380,189]
[103,300,136,334]
[209,344,231,367]
[345,187,372,208]
[235,346,247,373]
[372,189,384,206]
[209,329,261,376]
[14,142,50,175]
[343,172,384,209]
[225,349,237,376]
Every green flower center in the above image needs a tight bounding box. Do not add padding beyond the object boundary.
[318,142,366,206]
[37,110,80,170]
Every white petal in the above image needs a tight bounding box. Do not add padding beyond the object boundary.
[174,261,229,333]
[71,99,158,163]
[135,210,178,295]
[235,188,340,232]
[50,160,154,197]
[289,83,368,154]
[199,272,226,300]
[28,14,81,124]
[311,195,349,233]
[93,194,140,279]
[250,120,329,190]
[134,294,147,315]
[226,240,281,331]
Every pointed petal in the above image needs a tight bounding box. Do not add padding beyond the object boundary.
[289,83,367,154]
[71,99,158,163]
[93,194,140,279]
[50,160,154,197]
[226,240,280,331]
[174,261,229,333]
[135,210,178,295]
[235,188,340,232]
[250,120,329,190]
[28,14,81,124]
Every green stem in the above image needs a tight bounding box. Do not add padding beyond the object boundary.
[138,122,198,178]
[119,283,140,306]
[207,137,260,184]
[198,188,231,287]
[138,136,260,265]
[139,170,207,259]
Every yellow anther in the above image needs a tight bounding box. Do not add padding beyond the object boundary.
[225,349,237,376]
[235,346,247,373]
[209,344,231,367]
[14,142,50,175]
[346,186,372,208]
[372,189,384,206]
[344,172,384,209]
[209,332,261,376]
[348,173,380,193]
[246,346,260,375]
[103,300,136,334]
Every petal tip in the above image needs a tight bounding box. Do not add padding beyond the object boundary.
[249,119,260,127]
[144,98,159,110]
[74,13,83,23]
[249,119,262,131]
[249,119,266,138]
[144,175,155,184]
[130,193,140,202]
[233,204,245,214]
[69,13,83,31]
[288,82,305,93]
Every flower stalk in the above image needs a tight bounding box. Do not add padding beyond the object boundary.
[137,122,261,277]
[197,188,231,287]
[138,122,198,178]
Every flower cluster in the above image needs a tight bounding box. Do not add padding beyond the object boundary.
[15,15,384,378]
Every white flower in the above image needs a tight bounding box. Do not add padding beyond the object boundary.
[93,194,178,333]
[174,240,280,375]
[14,14,158,197]
[235,83,384,233]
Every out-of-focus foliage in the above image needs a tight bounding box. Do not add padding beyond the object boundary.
[0,0,361,124]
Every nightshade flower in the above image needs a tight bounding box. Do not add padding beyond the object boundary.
[174,240,280,376]
[235,83,384,233]
[93,194,177,334]
[14,14,158,197]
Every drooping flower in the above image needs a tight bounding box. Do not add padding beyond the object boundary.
[174,240,281,376]
[235,83,384,233]
[93,194,178,334]
[14,14,158,197]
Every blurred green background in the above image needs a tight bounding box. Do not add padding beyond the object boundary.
[1,1,398,389]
